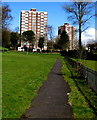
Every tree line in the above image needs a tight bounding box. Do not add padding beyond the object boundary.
[1,4,69,52]
[2,4,19,49]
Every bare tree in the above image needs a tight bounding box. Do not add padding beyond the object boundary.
[2,4,13,48]
[63,2,95,49]
[2,4,13,30]
[47,25,54,53]
[14,27,19,33]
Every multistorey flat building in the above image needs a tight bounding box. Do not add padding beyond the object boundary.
[20,8,48,50]
[58,23,76,50]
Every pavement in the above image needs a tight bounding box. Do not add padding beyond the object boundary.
[22,59,74,119]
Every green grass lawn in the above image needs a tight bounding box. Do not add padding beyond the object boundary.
[2,51,60,118]
[72,58,97,71]
[0,52,2,118]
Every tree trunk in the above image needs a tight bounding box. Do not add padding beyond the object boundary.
[78,3,82,50]
[79,23,82,50]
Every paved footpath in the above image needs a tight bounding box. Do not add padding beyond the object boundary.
[23,59,74,119]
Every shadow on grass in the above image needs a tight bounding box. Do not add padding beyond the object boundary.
[66,61,97,116]
[69,76,83,80]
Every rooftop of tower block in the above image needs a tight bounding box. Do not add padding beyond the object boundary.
[30,8,36,11]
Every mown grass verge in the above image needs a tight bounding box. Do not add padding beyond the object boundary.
[0,49,2,118]
[71,58,97,71]
[61,57,97,119]
[2,51,60,118]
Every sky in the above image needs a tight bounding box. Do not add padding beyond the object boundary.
[3,2,70,34]
[2,1,97,45]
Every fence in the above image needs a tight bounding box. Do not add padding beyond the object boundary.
[66,57,97,93]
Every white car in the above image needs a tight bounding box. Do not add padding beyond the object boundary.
[18,47,24,51]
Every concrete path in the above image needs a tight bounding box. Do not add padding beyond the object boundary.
[23,59,74,119]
